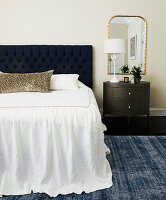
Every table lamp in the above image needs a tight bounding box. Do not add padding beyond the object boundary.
[104,39,125,82]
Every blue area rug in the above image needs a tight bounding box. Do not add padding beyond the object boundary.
[1,136,166,200]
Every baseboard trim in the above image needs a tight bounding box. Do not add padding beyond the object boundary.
[150,108,166,116]
[99,108,166,116]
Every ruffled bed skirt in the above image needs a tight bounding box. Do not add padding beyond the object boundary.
[0,90,112,197]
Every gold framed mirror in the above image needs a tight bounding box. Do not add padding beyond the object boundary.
[107,15,147,75]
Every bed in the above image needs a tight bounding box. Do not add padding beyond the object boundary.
[0,45,112,197]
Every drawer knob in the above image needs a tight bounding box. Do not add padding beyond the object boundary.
[129,92,131,95]
[128,106,131,109]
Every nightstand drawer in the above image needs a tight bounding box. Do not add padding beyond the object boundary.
[111,100,146,115]
[112,87,145,100]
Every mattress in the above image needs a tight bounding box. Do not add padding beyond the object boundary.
[0,83,112,197]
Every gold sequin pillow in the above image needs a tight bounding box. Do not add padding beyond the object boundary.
[0,70,53,93]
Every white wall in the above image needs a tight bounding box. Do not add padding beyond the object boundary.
[0,0,166,108]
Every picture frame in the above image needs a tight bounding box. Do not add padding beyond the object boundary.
[130,35,137,60]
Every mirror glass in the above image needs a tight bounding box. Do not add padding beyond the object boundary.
[108,16,147,74]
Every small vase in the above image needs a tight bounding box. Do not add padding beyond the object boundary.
[134,77,142,84]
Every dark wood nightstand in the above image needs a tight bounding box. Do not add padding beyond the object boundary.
[103,81,150,118]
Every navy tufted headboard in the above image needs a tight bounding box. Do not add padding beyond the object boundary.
[0,45,93,88]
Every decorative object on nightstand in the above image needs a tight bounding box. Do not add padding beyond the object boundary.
[131,65,142,84]
[124,77,129,83]
[103,81,150,119]
[104,39,125,82]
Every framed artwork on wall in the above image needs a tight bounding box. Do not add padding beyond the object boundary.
[130,35,137,60]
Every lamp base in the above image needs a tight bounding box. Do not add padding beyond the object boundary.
[110,75,119,83]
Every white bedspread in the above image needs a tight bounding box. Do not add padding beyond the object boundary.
[0,83,112,197]
[0,88,89,108]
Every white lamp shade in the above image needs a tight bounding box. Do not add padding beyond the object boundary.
[104,39,125,54]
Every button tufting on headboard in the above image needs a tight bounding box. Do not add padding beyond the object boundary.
[0,45,93,88]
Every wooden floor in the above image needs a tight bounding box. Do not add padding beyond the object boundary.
[103,116,166,135]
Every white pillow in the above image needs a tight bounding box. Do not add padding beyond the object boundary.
[50,74,79,90]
